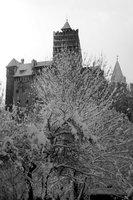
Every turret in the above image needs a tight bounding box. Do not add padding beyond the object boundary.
[111,56,126,84]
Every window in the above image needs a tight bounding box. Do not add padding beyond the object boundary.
[20,69,26,74]
[16,89,19,94]
[26,100,29,104]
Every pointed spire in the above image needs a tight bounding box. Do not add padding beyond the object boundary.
[111,56,126,84]
[61,19,72,31]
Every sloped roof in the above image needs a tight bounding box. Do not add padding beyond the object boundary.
[111,59,126,83]
[35,61,52,67]
[7,58,20,68]
[61,20,72,30]
[14,63,32,77]
[14,60,52,77]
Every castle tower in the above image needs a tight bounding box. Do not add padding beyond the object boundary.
[111,56,126,84]
[5,58,20,110]
[53,20,82,57]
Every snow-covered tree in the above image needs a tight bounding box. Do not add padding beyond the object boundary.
[0,106,46,200]
[0,50,133,200]
[34,50,133,200]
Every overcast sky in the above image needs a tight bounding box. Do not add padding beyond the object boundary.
[0,0,133,86]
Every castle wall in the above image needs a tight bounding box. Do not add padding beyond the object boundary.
[13,76,35,109]
[130,83,133,96]
[5,67,16,110]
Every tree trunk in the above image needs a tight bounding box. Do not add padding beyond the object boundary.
[77,178,87,200]
[27,179,34,200]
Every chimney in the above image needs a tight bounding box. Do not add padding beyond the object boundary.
[32,59,37,67]
[21,59,24,64]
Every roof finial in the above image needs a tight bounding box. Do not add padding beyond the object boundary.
[117,55,119,62]
[66,15,68,22]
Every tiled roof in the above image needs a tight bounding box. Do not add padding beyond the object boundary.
[61,20,71,30]
[7,58,20,68]
[14,60,52,77]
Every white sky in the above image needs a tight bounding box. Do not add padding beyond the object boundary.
[0,0,133,87]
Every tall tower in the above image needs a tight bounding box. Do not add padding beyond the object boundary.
[53,20,82,57]
[5,58,19,110]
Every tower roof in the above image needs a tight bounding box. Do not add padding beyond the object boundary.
[111,57,126,84]
[7,58,20,68]
[61,20,72,30]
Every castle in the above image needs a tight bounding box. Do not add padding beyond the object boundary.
[5,20,133,199]
[5,20,129,110]
[5,20,81,110]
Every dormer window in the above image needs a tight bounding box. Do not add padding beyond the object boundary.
[19,69,26,74]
